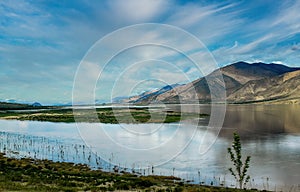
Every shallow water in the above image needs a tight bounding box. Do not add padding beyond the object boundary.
[0,104,300,191]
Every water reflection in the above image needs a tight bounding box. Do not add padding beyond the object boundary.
[0,104,300,191]
[170,104,300,138]
[220,105,300,139]
[77,122,199,168]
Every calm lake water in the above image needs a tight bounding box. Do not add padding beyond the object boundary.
[0,104,300,191]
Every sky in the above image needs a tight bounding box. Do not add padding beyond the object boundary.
[1,0,300,105]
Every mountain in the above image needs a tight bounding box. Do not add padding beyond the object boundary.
[219,61,298,84]
[115,84,182,104]
[228,70,300,103]
[132,84,182,103]
[32,102,42,107]
[125,62,300,104]
[0,99,46,109]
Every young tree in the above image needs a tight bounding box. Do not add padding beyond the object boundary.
[227,133,251,189]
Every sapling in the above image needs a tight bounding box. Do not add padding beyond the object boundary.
[227,132,251,189]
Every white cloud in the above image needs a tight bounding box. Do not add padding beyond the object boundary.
[271,61,284,64]
[271,0,300,35]
[231,34,274,54]
[166,2,243,44]
[97,58,192,99]
[107,0,170,23]
[166,4,217,27]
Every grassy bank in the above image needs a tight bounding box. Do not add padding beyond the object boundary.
[0,107,209,124]
[0,153,263,192]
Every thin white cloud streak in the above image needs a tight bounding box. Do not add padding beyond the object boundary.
[0,2,54,40]
[231,34,274,54]
[213,40,300,67]
[211,0,300,66]
[166,2,244,44]
[166,2,239,28]
[271,0,300,36]
[249,0,300,43]
[109,60,188,98]
[107,0,171,23]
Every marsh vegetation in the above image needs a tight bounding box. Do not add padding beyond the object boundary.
[0,152,263,192]
[0,107,209,123]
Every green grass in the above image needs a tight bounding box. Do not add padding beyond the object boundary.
[0,107,209,124]
[0,153,264,192]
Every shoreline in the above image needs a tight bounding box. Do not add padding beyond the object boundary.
[0,152,263,191]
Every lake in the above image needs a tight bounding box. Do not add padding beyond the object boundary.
[0,104,299,191]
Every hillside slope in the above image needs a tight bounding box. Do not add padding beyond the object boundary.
[129,62,300,104]
[228,70,300,103]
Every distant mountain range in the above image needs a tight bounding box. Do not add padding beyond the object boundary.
[0,101,43,110]
[2,62,299,106]
[117,62,300,104]
[0,99,43,106]
[114,84,182,103]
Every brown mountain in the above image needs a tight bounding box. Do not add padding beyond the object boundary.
[219,61,298,84]
[127,62,300,104]
[228,70,300,104]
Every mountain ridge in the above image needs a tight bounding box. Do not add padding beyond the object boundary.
[118,62,300,104]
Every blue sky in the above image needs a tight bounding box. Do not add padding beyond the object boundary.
[1,0,300,104]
